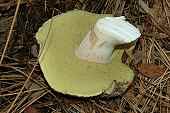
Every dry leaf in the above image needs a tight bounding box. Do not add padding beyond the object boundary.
[137,64,166,78]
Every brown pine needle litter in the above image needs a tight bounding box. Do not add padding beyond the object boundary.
[0,0,170,113]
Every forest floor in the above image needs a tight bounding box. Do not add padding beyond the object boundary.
[0,0,170,113]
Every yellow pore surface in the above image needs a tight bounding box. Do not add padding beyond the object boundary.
[36,10,134,97]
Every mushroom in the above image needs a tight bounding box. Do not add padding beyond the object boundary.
[36,10,141,97]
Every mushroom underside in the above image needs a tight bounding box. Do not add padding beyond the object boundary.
[36,10,134,97]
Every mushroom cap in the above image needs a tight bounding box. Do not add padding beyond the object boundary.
[36,10,135,97]
[94,16,141,45]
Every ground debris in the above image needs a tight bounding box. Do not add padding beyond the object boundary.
[137,63,166,78]
[0,0,170,113]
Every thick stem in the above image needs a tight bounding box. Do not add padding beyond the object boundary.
[75,26,115,63]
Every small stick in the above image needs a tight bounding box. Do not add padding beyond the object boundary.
[0,0,21,64]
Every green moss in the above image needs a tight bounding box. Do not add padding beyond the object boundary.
[36,10,134,97]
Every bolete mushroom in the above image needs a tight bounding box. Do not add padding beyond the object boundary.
[36,10,141,97]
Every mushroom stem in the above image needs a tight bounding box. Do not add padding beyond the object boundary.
[75,27,115,63]
[75,16,141,64]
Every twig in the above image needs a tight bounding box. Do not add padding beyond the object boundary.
[19,90,49,113]
[146,39,154,63]
[0,88,46,97]
[44,0,47,12]
[162,0,170,27]
[165,0,170,8]
[0,64,47,88]
[139,0,170,36]
[151,81,166,113]
[141,69,168,113]
[6,63,38,113]
[0,0,21,64]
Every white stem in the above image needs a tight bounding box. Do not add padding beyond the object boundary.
[75,16,141,63]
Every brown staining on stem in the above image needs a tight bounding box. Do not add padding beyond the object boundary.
[89,27,98,49]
